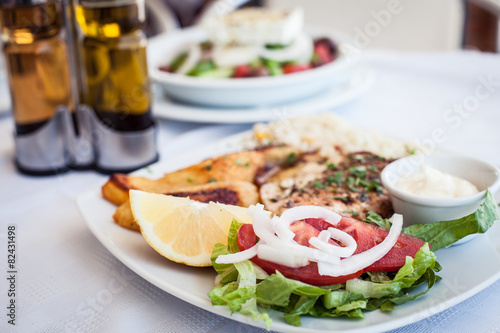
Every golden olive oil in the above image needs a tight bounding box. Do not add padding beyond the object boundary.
[0,0,73,135]
[76,0,152,132]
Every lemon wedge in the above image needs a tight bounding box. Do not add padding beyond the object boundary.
[129,190,252,267]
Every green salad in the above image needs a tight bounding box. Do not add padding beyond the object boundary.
[209,190,499,329]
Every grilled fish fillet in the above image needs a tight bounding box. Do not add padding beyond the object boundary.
[102,146,300,206]
[260,152,394,220]
[114,181,259,231]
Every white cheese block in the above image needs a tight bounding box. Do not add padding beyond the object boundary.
[202,7,304,46]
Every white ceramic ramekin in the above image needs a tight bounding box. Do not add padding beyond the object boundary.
[381,153,500,227]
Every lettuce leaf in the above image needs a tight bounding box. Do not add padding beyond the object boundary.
[227,218,245,253]
[211,243,239,285]
[346,243,437,300]
[210,219,246,284]
[209,260,272,329]
[364,244,440,311]
[364,211,392,228]
[256,271,330,307]
[403,190,499,250]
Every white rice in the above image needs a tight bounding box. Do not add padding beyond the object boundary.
[246,113,414,160]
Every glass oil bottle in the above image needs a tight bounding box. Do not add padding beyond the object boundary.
[75,0,157,173]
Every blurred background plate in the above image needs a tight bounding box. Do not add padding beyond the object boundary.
[151,63,374,123]
[148,25,361,108]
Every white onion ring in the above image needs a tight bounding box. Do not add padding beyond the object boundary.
[248,204,276,244]
[317,214,403,277]
[309,227,356,259]
[286,241,341,265]
[318,230,331,243]
[309,237,352,259]
[257,244,308,268]
[327,227,357,257]
[279,205,341,229]
[273,217,296,242]
[176,44,201,75]
[215,245,258,264]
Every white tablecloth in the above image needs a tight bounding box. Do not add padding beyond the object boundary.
[1,50,500,333]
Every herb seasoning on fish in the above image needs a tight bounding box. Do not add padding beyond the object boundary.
[260,152,394,220]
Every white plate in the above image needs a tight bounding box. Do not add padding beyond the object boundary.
[151,64,374,123]
[77,132,500,333]
[148,26,361,108]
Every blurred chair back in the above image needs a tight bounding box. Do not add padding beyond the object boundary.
[266,0,465,51]
[145,0,180,37]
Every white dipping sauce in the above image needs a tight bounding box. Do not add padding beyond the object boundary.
[395,164,479,198]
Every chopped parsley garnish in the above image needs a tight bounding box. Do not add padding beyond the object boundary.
[205,165,212,171]
[326,163,336,170]
[354,154,365,162]
[330,171,343,185]
[357,179,371,187]
[342,210,359,217]
[234,160,250,167]
[208,178,216,183]
[187,178,193,183]
[405,145,416,155]
[313,180,324,188]
[359,193,369,201]
[348,166,367,178]
[348,185,360,193]
[286,152,297,166]
[368,165,377,172]
[366,179,383,193]
[354,177,361,186]
[333,196,350,203]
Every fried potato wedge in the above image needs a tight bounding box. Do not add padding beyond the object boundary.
[114,181,259,231]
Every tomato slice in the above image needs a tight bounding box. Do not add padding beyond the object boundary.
[233,65,252,78]
[237,223,363,286]
[304,217,425,271]
[282,63,312,74]
[313,44,333,64]
[236,216,426,286]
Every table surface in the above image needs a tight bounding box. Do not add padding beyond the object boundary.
[1,50,500,333]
